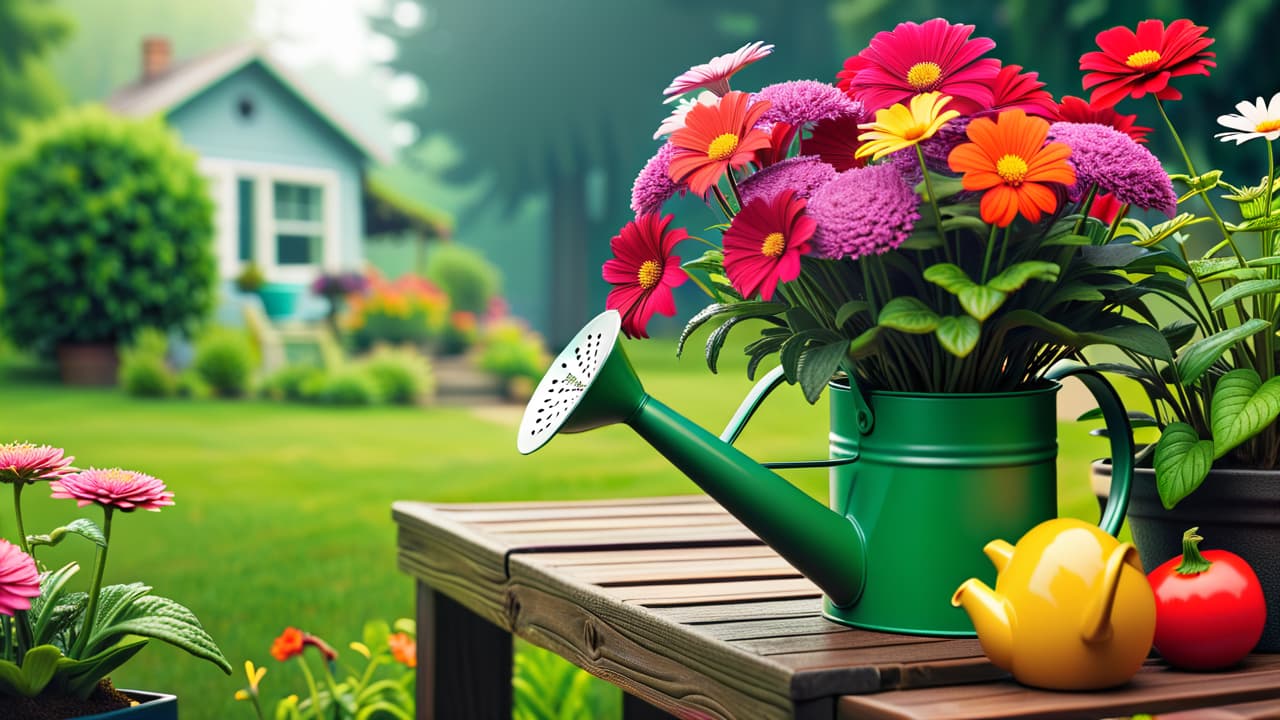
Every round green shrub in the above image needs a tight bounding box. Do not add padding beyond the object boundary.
[362,347,436,405]
[118,352,173,398]
[175,369,211,399]
[0,105,216,354]
[260,364,326,402]
[193,328,257,397]
[319,368,381,406]
[478,320,549,384]
[425,244,502,315]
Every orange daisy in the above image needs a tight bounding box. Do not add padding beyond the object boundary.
[946,109,1075,228]
[668,91,772,197]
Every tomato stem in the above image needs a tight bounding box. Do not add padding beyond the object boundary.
[1175,526,1213,575]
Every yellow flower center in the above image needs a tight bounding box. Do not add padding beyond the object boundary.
[906,62,942,90]
[761,232,786,258]
[1256,119,1280,134]
[707,133,740,161]
[637,260,662,289]
[996,154,1029,185]
[1125,49,1162,69]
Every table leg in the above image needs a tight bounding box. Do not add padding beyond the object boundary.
[622,692,680,719]
[418,582,512,719]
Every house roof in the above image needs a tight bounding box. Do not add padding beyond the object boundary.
[107,42,388,163]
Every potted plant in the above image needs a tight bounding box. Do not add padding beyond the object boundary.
[1076,20,1280,649]
[0,442,231,717]
[0,106,216,386]
[310,271,369,338]
[577,19,1178,635]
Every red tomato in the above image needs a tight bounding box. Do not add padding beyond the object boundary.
[1148,527,1266,670]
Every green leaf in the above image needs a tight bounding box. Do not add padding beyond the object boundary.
[676,301,784,358]
[900,230,944,250]
[834,300,870,328]
[1208,279,1280,311]
[0,645,64,697]
[915,171,966,202]
[959,284,1006,322]
[704,313,769,373]
[63,518,106,548]
[1169,170,1223,202]
[1225,214,1280,233]
[59,640,149,699]
[1210,368,1280,458]
[876,297,940,334]
[30,562,81,645]
[1153,423,1214,509]
[1189,256,1241,278]
[796,341,848,404]
[939,215,990,235]
[935,316,980,358]
[846,326,881,359]
[1160,320,1199,352]
[1176,318,1272,385]
[1082,243,1148,267]
[1114,213,1209,248]
[1042,233,1094,247]
[996,310,1172,362]
[922,263,972,294]
[986,261,1060,293]
[86,593,231,673]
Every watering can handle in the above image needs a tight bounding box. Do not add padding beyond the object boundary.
[721,365,858,470]
[1045,363,1134,537]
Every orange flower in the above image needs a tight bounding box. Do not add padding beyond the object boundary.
[270,627,305,662]
[946,109,1075,228]
[668,91,772,197]
[388,632,416,668]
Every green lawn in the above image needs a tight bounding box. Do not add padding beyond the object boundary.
[0,339,1121,719]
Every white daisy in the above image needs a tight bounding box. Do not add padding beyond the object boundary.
[1215,92,1280,145]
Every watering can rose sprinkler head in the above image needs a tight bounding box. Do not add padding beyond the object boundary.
[517,309,867,608]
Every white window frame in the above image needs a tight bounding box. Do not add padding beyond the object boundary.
[200,157,341,285]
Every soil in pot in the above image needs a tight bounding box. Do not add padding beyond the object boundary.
[0,677,133,718]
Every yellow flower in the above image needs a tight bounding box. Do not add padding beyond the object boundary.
[233,659,267,701]
[349,641,371,659]
[234,690,250,701]
[855,92,959,162]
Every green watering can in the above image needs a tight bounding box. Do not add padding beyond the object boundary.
[518,310,1134,635]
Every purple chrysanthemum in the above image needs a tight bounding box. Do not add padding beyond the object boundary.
[754,80,863,127]
[738,156,838,207]
[808,164,920,260]
[630,142,685,215]
[1048,122,1177,217]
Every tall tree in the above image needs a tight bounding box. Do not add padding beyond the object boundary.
[0,0,72,142]
[378,0,839,342]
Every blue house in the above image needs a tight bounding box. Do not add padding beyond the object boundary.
[107,37,386,291]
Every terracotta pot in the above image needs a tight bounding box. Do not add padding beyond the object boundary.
[56,342,120,386]
[83,691,177,719]
[1092,461,1280,652]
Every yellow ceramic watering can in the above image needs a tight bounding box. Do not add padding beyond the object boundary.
[951,518,1156,690]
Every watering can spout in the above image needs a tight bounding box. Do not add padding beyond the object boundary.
[518,310,866,608]
[951,579,1013,670]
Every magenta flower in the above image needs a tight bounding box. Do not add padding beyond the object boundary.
[1057,96,1151,144]
[602,214,689,339]
[0,540,39,616]
[663,41,773,101]
[738,155,838,207]
[630,142,685,216]
[755,80,863,128]
[50,468,175,512]
[1048,121,1177,217]
[986,64,1060,119]
[836,18,1000,115]
[800,115,869,172]
[723,190,816,301]
[808,165,920,260]
[0,442,75,484]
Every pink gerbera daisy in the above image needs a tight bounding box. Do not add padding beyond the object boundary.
[836,18,1000,115]
[1080,18,1215,109]
[668,91,772,197]
[1057,95,1151,143]
[986,64,1060,119]
[723,190,815,302]
[0,442,75,484]
[50,467,175,512]
[602,214,689,339]
[0,540,39,616]
[663,41,773,102]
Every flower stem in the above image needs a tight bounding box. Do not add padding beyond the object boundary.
[981,222,998,283]
[916,144,947,233]
[1155,98,1245,263]
[12,484,28,555]
[297,656,322,719]
[72,507,113,657]
[711,185,735,221]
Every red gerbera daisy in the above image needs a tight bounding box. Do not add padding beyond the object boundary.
[755,122,795,168]
[1057,95,1152,144]
[602,214,689,339]
[986,64,1060,119]
[947,109,1076,227]
[800,115,868,172]
[668,91,772,197]
[835,18,1000,115]
[1088,191,1126,225]
[1080,18,1215,109]
[722,190,815,302]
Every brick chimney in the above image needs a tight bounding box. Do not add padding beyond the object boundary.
[141,36,172,81]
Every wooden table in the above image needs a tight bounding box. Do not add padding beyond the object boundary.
[393,495,1280,719]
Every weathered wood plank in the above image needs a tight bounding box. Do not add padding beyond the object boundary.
[431,495,714,512]
[1159,699,1280,719]
[604,577,820,605]
[737,630,949,657]
[445,502,732,524]
[835,655,1280,720]
[649,598,823,624]
[560,555,801,585]
[526,544,778,568]
[419,586,512,720]
[488,525,765,550]
[483,515,749,534]
[694,615,853,642]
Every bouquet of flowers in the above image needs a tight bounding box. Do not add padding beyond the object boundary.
[608,19,1180,402]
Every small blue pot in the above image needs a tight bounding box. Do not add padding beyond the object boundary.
[81,690,177,719]
[258,283,303,320]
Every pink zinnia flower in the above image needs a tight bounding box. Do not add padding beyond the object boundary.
[663,41,773,102]
[602,214,688,339]
[738,155,838,207]
[50,467,175,512]
[0,540,39,616]
[801,115,869,172]
[0,442,75,484]
[755,80,863,127]
[630,142,685,215]
[668,91,772,197]
[1057,95,1151,144]
[986,64,1060,119]
[1048,121,1176,217]
[1080,18,1215,109]
[836,18,1000,115]
[723,190,815,302]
